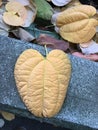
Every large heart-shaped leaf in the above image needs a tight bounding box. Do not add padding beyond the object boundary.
[14,49,71,117]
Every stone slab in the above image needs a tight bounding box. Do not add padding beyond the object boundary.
[0,35,98,130]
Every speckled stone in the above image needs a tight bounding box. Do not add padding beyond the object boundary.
[0,35,98,130]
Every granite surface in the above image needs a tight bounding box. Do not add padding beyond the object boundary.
[0,35,98,130]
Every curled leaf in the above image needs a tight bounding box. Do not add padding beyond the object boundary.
[7,0,37,27]
[36,34,69,51]
[14,49,71,117]
[3,1,27,26]
[79,40,98,54]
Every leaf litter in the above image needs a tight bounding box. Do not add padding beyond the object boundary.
[0,0,98,127]
[0,0,98,63]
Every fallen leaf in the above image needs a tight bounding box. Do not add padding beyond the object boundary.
[24,23,60,39]
[72,52,98,61]
[0,7,10,36]
[33,0,53,20]
[3,1,27,26]
[85,54,98,61]
[12,27,35,41]
[79,40,98,54]
[72,52,87,58]
[22,1,37,27]
[52,5,98,43]
[36,34,69,52]
[1,111,15,121]
[0,14,10,36]
[14,49,71,117]
[7,0,37,27]
[51,0,72,6]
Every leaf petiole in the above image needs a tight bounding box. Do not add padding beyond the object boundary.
[44,44,48,57]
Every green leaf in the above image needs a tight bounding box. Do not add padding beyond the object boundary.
[24,24,60,39]
[32,0,53,20]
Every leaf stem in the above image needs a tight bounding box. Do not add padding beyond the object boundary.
[44,44,48,56]
[45,24,55,28]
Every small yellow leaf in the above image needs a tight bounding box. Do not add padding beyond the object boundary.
[1,111,15,121]
[4,1,37,27]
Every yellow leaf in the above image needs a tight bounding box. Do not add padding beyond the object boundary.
[53,5,98,43]
[1,111,15,121]
[56,5,96,27]
[14,49,71,117]
[60,18,98,43]
[3,1,27,26]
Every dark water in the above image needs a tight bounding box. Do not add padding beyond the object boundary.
[0,115,71,130]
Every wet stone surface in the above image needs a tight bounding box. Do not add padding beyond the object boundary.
[0,35,98,130]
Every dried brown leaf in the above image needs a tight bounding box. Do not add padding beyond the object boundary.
[36,34,69,52]
[85,54,98,61]
[72,52,98,61]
